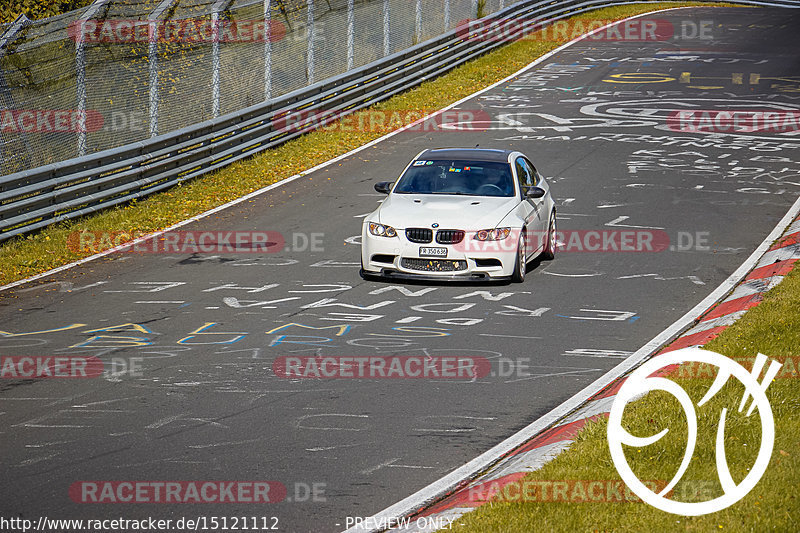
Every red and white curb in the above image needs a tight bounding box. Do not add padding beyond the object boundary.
[361,210,800,533]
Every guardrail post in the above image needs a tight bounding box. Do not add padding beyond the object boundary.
[148,16,158,136]
[444,0,450,32]
[75,1,110,156]
[212,10,221,116]
[76,29,87,155]
[306,0,315,84]
[148,0,178,138]
[212,0,234,117]
[0,14,32,173]
[347,0,354,70]
[265,0,272,100]
[415,0,422,43]
[383,0,390,56]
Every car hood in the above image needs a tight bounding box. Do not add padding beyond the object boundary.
[377,194,518,230]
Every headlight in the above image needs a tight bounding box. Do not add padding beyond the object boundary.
[474,227,511,241]
[368,222,398,238]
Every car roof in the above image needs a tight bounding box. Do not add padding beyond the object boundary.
[417,148,515,163]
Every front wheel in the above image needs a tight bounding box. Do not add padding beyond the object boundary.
[511,233,526,283]
[541,211,556,260]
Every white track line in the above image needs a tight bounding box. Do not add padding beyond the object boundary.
[342,7,800,532]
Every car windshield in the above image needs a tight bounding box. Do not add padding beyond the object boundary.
[393,160,515,197]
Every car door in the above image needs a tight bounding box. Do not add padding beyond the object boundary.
[525,157,552,251]
[522,157,550,249]
[514,157,537,259]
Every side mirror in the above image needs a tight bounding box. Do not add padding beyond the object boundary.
[374,181,392,194]
[525,186,546,199]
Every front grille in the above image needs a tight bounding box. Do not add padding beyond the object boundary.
[406,228,433,243]
[436,230,465,244]
[401,258,468,272]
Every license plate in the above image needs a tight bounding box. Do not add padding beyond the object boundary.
[420,247,447,257]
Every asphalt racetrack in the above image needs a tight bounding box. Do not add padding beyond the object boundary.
[1,6,799,532]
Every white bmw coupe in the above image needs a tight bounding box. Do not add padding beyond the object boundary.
[361,148,556,283]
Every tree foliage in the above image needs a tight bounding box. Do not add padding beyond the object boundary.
[1,0,93,24]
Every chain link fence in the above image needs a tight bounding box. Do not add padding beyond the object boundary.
[0,0,510,176]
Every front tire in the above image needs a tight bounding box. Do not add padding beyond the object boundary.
[541,211,556,260]
[512,233,526,283]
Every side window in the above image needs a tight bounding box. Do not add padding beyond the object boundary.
[515,157,533,194]
[523,158,540,185]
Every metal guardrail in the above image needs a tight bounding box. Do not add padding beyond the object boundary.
[1,0,799,241]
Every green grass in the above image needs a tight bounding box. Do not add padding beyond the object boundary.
[450,263,800,530]
[0,2,734,286]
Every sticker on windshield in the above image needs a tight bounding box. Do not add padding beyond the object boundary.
[413,160,427,166]
[448,167,462,173]
[426,161,433,165]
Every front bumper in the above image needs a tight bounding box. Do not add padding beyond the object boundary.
[360,268,512,282]
[361,229,518,280]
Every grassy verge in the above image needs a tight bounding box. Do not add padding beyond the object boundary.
[0,2,731,287]
[451,264,800,530]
